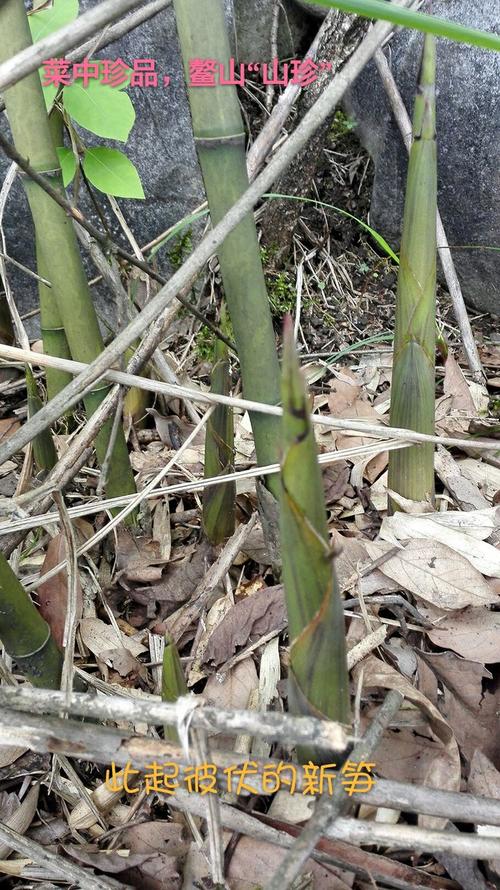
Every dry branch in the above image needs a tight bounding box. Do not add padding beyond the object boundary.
[266,690,404,889]
[2,694,500,832]
[0,687,350,754]
[0,823,123,889]
[1,440,403,541]
[0,345,495,453]
[171,790,457,890]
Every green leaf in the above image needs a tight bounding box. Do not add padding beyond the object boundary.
[304,0,500,52]
[56,146,77,186]
[63,75,135,141]
[29,0,79,42]
[82,147,145,199]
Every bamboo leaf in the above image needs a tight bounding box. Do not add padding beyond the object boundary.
[305,0,500,52]
[265,192,399,263]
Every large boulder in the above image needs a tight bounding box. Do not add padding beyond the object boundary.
[232,0,309,61]
[1,0,307,331]
[344,1,500,315]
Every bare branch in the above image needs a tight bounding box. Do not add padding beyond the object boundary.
[0,687,351,754]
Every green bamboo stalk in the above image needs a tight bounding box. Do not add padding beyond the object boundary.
[162,633,188,743]
[280,321,350,764]
[388,35,437,507]
[38,109,73,400]
[0,0,136,518]
[173,0,281,496]
[0,552,62,688]
[37,237,73,400]
[25,365,58,472]
[203,335,236,545]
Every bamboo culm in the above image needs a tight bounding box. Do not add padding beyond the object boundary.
[0,0,137,518]
[173,0,282,496]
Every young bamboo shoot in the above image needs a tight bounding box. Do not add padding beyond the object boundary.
[388,35,437,507]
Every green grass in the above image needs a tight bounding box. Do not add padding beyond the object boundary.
[305,0,500,52]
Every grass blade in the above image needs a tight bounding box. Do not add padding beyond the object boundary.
[305,0,500,52]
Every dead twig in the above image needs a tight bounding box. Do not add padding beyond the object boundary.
[0,687,350,754]
[265,689,404,890]
[0,822,123,889]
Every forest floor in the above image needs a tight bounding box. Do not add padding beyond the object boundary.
[0,79,500,890]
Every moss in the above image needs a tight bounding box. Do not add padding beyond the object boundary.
[267,270,296,316]
[195,312,235,364]
[330,109,357,140]
[168,228,193,270]
[195,325,217,363]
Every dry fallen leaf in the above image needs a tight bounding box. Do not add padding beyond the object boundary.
[203,657,258,750]
[419,651,490,711]
[380,510,500,577]
[440,681,500,767]
[202,585,286,668]
[443,352,477,415]
[143,538,213,621]
[366,538,499,610]
[458,458,500,503]
[226,834,352,890]
[0,785,39,859]
[469,750,500,877]
[355,655,460,828]
[37,534,83,648]
[435,447,489,511]
[420,603,500,663]
[79,617,147,662]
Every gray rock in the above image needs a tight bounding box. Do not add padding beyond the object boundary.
[344,1,500,315]
[1,0,307,333]
[232,0,309,62]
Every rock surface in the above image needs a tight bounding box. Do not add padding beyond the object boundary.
[344,0,500,315]
[1,0,307,331]
[232,0,309,61]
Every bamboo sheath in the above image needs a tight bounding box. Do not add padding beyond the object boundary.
[388,35,437,505]
[0,554,62,688]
